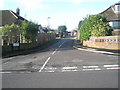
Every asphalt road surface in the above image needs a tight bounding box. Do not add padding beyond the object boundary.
[2,37,119,88]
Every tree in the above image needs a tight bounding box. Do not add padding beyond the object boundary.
[1,24,20,44]
[2,24,20,36]
[79,14,112,41]
[58,25,67,38]
[21,21,38,43]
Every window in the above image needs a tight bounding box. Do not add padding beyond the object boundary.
[117,5,120,12]
[115,5,120,13]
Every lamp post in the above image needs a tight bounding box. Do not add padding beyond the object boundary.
[47,17,50,29]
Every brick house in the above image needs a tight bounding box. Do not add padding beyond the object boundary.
[101,2,120,35]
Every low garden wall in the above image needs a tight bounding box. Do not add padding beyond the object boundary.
[83,36,120,50]
[2,33,56,55]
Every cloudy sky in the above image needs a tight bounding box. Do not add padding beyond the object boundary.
[0,0,119,31]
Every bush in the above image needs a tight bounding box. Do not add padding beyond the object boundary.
[1,24,20,44]
[2,24,20,36]
[79,14,112,41]
[21,21,38,43]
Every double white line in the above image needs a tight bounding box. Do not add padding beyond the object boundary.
[103,64,120,70]
[82,65,101,71]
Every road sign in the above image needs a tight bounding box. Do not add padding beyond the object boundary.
[13,43,19,47]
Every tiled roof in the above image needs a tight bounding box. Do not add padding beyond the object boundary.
[0,10,26,26]
[101,3,120,21]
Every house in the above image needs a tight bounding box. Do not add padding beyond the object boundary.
[38,25,45,33]
[101,2,120,35]
[41,27,49,33]
[0,8,26,28]
[0,8,26,45]
[71,30,77,36]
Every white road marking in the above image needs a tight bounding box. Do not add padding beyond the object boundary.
[52,49,57,55]
[62,69,78,72]
[83,68,101,71]
[59,42,65,48]
[46,71,55,72]
[103,64,119,67]
[59,45,62,48]
[44,67,57,70]
[83,66,98,68]
[62,42,65,45]
[62,67,77,70]
[19,72,31,73]
[106,67,120,70]
[0,72,12,74]
[72,59,83,62]
[39,57,51,72]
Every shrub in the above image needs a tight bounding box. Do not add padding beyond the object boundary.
[79,14,112,41]
[21,21,38,43]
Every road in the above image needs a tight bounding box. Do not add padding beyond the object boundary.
[2,37,119,88]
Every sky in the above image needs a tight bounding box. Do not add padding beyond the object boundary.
[0,0,120,31]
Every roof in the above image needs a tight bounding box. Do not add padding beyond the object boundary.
[115,1,120,5]
[0,10,26,26]
[101,3,120,21]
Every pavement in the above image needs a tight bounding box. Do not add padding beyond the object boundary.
[73,38,120,56]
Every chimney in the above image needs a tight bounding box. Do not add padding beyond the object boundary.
[16,8,20,15]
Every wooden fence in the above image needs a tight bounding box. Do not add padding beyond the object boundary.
[2,33,56,54]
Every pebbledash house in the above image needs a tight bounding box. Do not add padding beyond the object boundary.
[101,2,120,36]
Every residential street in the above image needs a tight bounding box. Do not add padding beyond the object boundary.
[2,37,119,88]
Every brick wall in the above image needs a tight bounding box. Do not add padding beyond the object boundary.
[83,36,120,50]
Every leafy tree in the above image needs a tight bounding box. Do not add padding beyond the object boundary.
[1,24,20,44]
[58,25,67,38]
[21,21,38,43]
[2,24,20,36]
[78,20,83,30]
[79,14,112,41]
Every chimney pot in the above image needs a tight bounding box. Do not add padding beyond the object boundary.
[16,8,20,15]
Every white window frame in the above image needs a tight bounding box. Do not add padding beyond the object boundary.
[115,5,120,13]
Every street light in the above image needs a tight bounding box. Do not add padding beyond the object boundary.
[47,17,50,29]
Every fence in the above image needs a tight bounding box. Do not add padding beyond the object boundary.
[83,36,120,50]
[2,33,56,54]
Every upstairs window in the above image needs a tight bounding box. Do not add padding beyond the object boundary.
[115,5,120,13]
[117,5,120,12]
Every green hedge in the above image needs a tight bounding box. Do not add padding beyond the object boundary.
[79,14,112,41]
